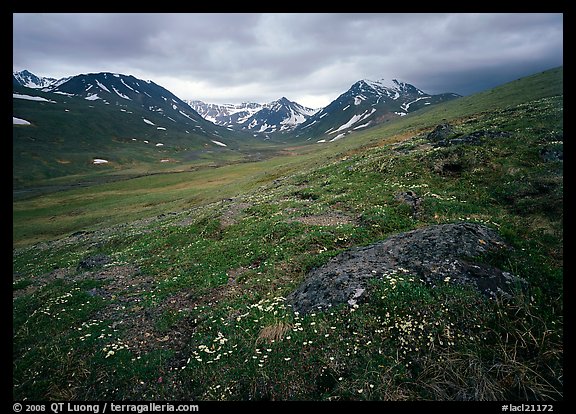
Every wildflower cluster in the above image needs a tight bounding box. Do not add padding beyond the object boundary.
[103,339,130,358]
[188,332,234,366]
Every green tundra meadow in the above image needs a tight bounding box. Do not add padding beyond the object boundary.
[13,67,563,401]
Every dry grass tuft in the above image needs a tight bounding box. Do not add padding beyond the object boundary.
[257,321,293,344]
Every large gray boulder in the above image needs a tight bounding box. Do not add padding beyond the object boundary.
[286,222,526,314]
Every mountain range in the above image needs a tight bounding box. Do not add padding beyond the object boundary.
[187,98,319,136]
[13,70,260,186]
[13,70,460,142]
[12,70,248,141]
[13,69,460,185]
[188,80,460,141]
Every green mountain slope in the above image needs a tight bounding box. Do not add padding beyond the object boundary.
[13,75,275,189]
[13,67,563,401]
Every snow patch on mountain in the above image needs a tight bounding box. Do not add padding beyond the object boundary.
[95,80,111,93]
[331,133,346,141]
[330,108,376,134]
[401,96,430,111]
[42,76,72,91]
[301,120,318,129]
[280,109,307,127]
[13,93,56,103]
[353,122,371,130]
[364,78,400,91]
[120,79,137,92]
[178,110,198,122]
[112,86,131,100]
[13,117,31,125]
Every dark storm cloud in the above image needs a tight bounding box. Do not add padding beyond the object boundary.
[13,13,563,107]
[13,14,259,76]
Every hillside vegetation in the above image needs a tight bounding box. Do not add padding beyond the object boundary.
[12,79,274,190]
[13,67,563,401]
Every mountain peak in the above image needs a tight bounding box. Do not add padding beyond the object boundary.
[362,78,401,90]
[294,77,459,141]
[13,69,57,89]
[25,70,216,134]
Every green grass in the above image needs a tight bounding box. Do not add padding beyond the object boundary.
[13,67,563,401]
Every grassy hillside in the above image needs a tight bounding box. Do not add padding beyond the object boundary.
[13,67,563,401]
[13,84,277,189]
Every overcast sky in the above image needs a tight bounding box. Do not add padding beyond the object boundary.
[13,13,563,108]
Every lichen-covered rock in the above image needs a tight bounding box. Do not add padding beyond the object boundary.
[426,122,456,142]
[286,222,527,314]
[539,144,563,162]
[394,191,422,218]
[77,254,111,270]
[431,129,511,147]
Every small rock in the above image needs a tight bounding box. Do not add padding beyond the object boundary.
[539,145,563,162]
[69,230,94,238]
[394,191,422,218]
[77,254,111,270]
[427,122,455,142]
[431,129,511,147]
[86,287,109,297]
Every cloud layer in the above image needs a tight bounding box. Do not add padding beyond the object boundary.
[13,13,563,107]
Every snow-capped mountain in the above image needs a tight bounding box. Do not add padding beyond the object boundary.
[39,71,218,130]
[14,69,459,147]
[13,70,256,160]
[186,101,264,126]
[13,70,57,89]
[295,79,460,141]
[188,97,319,134]
[240,97,319,134]
[13,71,267,188]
